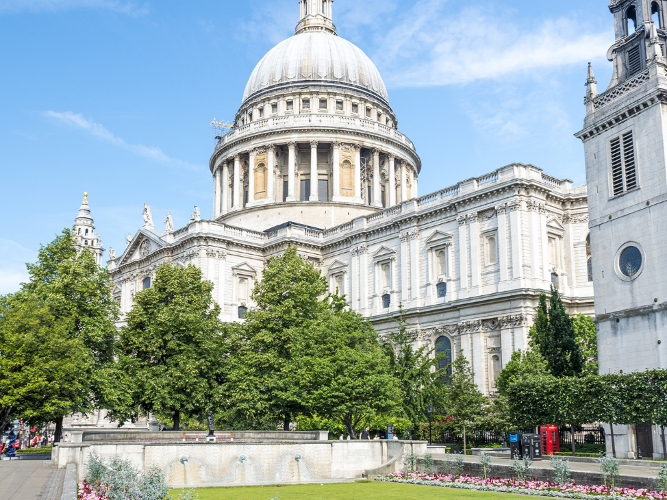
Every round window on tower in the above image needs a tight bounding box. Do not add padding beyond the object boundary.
[615,242,645,281]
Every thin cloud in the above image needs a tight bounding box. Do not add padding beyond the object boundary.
[44,111,200,170]
[374,2,612,87]
[0,0,148,16]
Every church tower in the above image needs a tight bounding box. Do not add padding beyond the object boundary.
[73,192,105,266]
[576,0,667,458]
[295,0,336,35]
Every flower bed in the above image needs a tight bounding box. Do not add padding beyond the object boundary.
[375,473,665,500]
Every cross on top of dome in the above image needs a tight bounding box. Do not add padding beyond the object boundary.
[295,0,336,35]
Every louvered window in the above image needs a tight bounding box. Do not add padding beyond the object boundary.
[628,45,642,75]
[610,131,638,196]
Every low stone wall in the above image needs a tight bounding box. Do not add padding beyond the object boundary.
[418,459,659,490]
[53,439,427,486]
[75,429,329,443]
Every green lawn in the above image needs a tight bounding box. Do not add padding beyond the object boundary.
[170,481,531,500]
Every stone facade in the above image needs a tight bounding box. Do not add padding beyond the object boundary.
[107,1,594,398]
[576,0,667,458]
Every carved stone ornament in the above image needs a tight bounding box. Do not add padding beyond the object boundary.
[140,240,152,258]
[495,204,507,215]
[508,200,521,211]
[457,216,467,226]
[563,214,590,224]
[482,319,500,331]
[479,208,497,220]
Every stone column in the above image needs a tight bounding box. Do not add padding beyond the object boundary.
[248,149,256,205]
[400,231,410,304]
[354,144,362,202]
[496,205,509,282]
[469,214,481,289]
[287,142,296,202]
[388,155,396,206]
[332,142,340,201]
[409,229,420,305]
[359,244,369,316]
[218,251,226,317]
[221,161,229,214]
[509,200,523,281]
[458,216,469,290]
[233,155,241,210]
[213,167,221,219]
[413,172,419,198]
[529,202,541,285]
[267,145,276,203]
[539,204,549,282]
[372,149,382,207]
[309,140,319,201]
[400,162,407,202]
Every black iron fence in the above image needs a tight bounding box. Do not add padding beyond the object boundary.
[559,424,605,446]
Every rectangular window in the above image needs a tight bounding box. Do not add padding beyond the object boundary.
[259,107,264,118]
[336,100,343,111]
[610,131,637,196]
[367,186,372,205]
[286,101,294,111]
[381,189,386,207]
[352,103,359,114]
[272,104,278,114]
[319,99,328,110]
[302,99,310,110]
[628,45,642,76]
[283,180,289,202]
[300,179,311,201]
[366,107,371,118]
[318,179,329,201]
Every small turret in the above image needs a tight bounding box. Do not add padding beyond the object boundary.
[584,63,599,115]
[73,192,105,266]
[295,0,336,35]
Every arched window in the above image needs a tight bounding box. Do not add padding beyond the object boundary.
[322,0,326,14]
[304,0,308,15]
[486,237,497,264]
[382,263,391,289]
[334,274,343,295]
[436,249,447,275]
[549,237,557,265]
[238,306,248,319]
[627,5,637,34]
[85,229,89,236]
[436,282,447,298]
[435,336,452,382]
[382,294,391,309]
[587,257,593,282]
[653,2,661,28]
[492,355,501,385]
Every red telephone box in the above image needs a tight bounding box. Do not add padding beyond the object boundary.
[540,425,560,455]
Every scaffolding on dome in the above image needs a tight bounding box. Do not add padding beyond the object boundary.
[211,119,233,138]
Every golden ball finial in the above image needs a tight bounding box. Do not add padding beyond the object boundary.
[83,192,88,204]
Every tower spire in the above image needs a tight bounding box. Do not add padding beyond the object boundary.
[295,0,336,35]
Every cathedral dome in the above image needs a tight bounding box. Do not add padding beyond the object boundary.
[242,31,389,104]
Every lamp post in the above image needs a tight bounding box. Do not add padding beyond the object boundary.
[428,404,433,446]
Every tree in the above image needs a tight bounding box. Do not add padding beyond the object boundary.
[529,288,583,378]
[309,295,401,438]
[572,315,598,376]
[0,296,91,435]
[0,229,119,440]
[384,305,446,429]
[228,247,329,430]
[495,349,550,397]
[443,352,486,454]
[117,263,225,430]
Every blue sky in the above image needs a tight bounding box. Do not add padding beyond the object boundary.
[0,0,614,294]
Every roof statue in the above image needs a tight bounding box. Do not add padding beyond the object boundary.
[109,247,116,260]
[190,206,201,223]
[83,192,88,204]
[142,203,154,230]
[126,233,132,248]
[164,212,174,233]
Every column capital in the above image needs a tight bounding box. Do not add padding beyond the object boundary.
[234,155,241,162]
[353,143,362,152]
[267,144,276,153]
[332,141,341,149]
[400,160,408,168]
[387,154,396,161]
[287,141,296,149]
[310,140,319,148]
[372,148,381,157]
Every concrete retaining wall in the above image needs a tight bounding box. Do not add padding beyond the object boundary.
[53,439,427,486]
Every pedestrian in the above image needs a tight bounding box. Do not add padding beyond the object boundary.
[360,427,370,440]
[373,434,380,440]
[346,434,351,441]
[392,434,399,440]
[339,434,344,441]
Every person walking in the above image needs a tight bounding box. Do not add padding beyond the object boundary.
[360,427,370,440]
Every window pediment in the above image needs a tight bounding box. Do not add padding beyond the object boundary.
[231,262,257,277]
[327,259,348,274]
[372,245,397,262]
[425,230,453,247]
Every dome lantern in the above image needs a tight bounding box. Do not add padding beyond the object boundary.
[295,0,336,35]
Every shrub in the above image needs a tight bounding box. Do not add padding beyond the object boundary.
[658,464,667,493]
[511,456,532,482]
[550,455,571,485]
[599,454,620,488]
[480,452,492,480]
[83,454,169,500]
[423,454,434,475]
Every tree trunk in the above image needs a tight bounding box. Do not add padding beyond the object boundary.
[283,413,291,432]
[463,423,467,456]
[54,416,63,443]
[343,414,356,440]
[173,410,180,431]
[571,425,576,457]
[0,407,13,437]
[661,426,666,460]
[610,423,616,458]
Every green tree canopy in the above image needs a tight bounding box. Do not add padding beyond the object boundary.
[309,295,401,438]
[443,352,486,454]
[117,263,225,430]
[495,349,550,397]
[572,314,598,376]
[529,288,583,378]
[384,305,446,429]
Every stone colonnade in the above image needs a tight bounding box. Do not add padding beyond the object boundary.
[212,141,418,218]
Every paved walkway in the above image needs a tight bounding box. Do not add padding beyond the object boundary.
[0,460,64,500]
[429,453,660,479]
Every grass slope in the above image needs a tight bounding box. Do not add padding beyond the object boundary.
[171,481,532,500]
